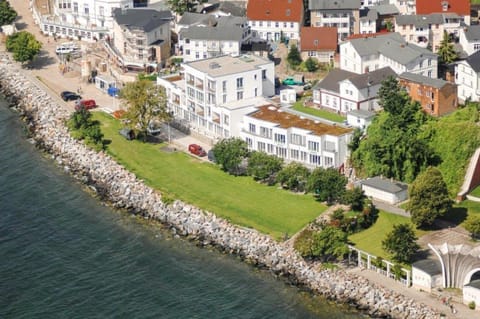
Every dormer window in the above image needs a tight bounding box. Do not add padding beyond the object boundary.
[286,9,291,16]
[442,1,449,11]
[314,39,319,46]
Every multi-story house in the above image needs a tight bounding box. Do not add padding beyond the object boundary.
[240,105,353,169]
[340,32,438,77]
[455,50,480,102]
[416,0,471,26]
[157,55,275,139]
[246,0,304,41]
[309,0,361,42]
[389,0,416,16]
[49,0,132,40]
[299,27,337,63]
[111,8,172,68]
[394,14,444,52]
[359,8,378,34]
[459,25,480,56]
[179,15,251,62]
[398,72,458,116]
[312,67,396,114]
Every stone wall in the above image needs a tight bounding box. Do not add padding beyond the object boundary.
[0,54,439,319]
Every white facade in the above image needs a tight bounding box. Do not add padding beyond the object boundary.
[240,106,352,169]
[455,60,480,102]
[248,20,301,41]
[346,110,375,130]
[459,27,480,56]
[181,39,242,62]
[311,10,358,41]
[360,176,408,204]
[411,267,442,293]
[359,17,377,35]
[158,55,275,140]
[463,283,480,310]
[389,0,415,15]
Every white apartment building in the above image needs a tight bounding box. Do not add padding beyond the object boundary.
[309,0,361,42]
[459,25,480,56]
[455,50,480,102]
[394,14,444,52]
[157,55,275,139]
[389,0,416,15]
[359,8,378,34]
[240,105,353,169]
[340,32,438,77]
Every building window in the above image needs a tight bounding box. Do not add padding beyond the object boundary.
[84,4,89,15]
[260,127,271,138]
[290,133,305,146]
[73,2,78,13]
[262,69,267,80]
[236,77,243,89]
[325,157,333,167]
[291,149,299,159]
[308,141,319,152]
[237,91,243,100]
[309,154,321,166]
[258,142,265,151]
[274,133,286,144]
[267,144,274,153]
[246,137,253,147]
[99,6,104,16]
[249,123,256,133]
[276,147,287,158]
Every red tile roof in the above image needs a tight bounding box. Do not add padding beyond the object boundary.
[247,0,303,23]
[346,30,390,40]
[300,27,337,51]
[416,0,470,16]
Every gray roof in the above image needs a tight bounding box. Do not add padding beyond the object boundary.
[201,1,246,16]
[113,8,172,33]
[464,25,480,42]
[360,8,378,21]
[346,67,396,89]
[309,0,361,10]
[360,176,408,194]
[347,109,375,119]
[465,50,480,73]
[348,33,404,56]
[466,279,480,289]
[375,3,399,16]
[395,14,443,28]
[314,68,356,93]
[177,12,216,27]
[412,259,442,276]
[216,15,247,28]
[377,36,436,65]
[180,25,244,41]
[399,72,449,89]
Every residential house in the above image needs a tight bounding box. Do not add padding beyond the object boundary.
[459,25,480,56]
[111,8,172,68]
[398,72,458,116]
[346,109,375,130]
[199,1,246,17]
[340,32,438,77]
[394,14,444,52]
[309,0,361,42]
[312,67,396,114]
[175,12,217,34]
[299,27,337,63]
[455,50,480,102]
[240,105,353,169]
[157,54,275,140]
[359,7,378,34]
[359,176,409,204]
[416,0,471,26]
[389,0,415,16]
[179,15,251,62]
[246,0,304,41]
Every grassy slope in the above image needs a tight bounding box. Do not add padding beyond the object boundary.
[291,101,346,123]
[94,112,326,240]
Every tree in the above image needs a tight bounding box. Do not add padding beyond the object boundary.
[310,226,349,261]
[5,31,42,65]
[377,76,409,116]
[119,79,170,141]
[341,187,365,212]
[287,44,302,68]
[0,0,17,25]
[408,167,452,228]
[437,31,458,65]
[348,128,363,152]
[306,167,347,204]
[212,137,249,175]
[464,215,480,240]
[167,0,206,16]
[67,108,104,150]
[382,223,419,263]
[276,162,310,192]
[304,57,318,72]
[247,151,283,184]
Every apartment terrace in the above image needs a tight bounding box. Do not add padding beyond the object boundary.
[250,105,353,136]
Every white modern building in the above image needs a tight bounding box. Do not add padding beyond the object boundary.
[455,50,480,102]
[411,259,443,293]
[240,105,353,169]
[340,32,438,77]
[389,0,416,15]
[157,54,275,140]
[394,14,444,52]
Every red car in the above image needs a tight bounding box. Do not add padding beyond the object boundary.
[188,144,206,157]
[75,99,97,110]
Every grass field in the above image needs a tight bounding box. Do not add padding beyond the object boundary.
[291,102,346,123]
[94,112,326,240]
[470,185,480,198]
[472,0,480,4]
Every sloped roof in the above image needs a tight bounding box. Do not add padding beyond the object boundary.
[178,12,216,26]
[300,27,337,51]
[375,3,399,16]
[346,67,396,89]
[347,109,375,119]
[113,8,172,32]
[416,0,470,16]
[360,176,408,194]
[399,72,450,89]
[309,0,361,10]
[314,68,356,93]
[360,8,378,21]
[463,25,480,42]
[180,25,244,41]
[466,280,480,289]
[412,259,442,276]
[247,0,303,22]
[466,50,480,73]
[395,14,444,28]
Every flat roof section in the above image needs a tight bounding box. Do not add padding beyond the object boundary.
[249,105,353,137]
[184,55,271,77]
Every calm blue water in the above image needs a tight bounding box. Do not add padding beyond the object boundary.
[0,100,363,319]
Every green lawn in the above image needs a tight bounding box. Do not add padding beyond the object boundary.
[472,0,480,4]
[291,102,346,123]
[94,112,326,240]
[348,211,428,259]
[470,185,480,198]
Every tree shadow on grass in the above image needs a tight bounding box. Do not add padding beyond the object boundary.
[441,207,468,226]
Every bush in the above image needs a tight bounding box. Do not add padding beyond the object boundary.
[469,301,476,310]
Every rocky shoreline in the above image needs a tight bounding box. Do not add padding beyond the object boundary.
[0,54,439,319]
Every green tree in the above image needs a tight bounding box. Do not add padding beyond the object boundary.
[287,44,302,68]
[119,79,170,141]
[5,31,42,65]
[67,108,104,150]
[408,167,452,228]
[437,31,458,64]
[276,162,310,192]
[304,57,318,72]
[310,226,349,261]
[293,229,315,257]
[212,137,249,175]
[341,187,365,212]
[348,128,363,152]
[0,0,17,25]
[382,223,419,263]
[247,151,283,184]
[464,215,480,240]
[306,167,347,204]
[377,76,409,116]
[167,0,206,15]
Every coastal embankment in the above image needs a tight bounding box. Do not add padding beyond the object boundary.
[0,53,439,319]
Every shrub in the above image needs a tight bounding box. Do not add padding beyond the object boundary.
[469,301,476,310]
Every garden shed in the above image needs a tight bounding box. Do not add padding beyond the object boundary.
[359,176,408,204]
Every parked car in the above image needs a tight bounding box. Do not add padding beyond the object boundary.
[188,144,206,157]
[75,99,97,110]
[282,77,303,86]
[119,128,135,140]
[60,91,81,101]
[207,149,216,163]
[55,42,80,55]
[147,121,162,135]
